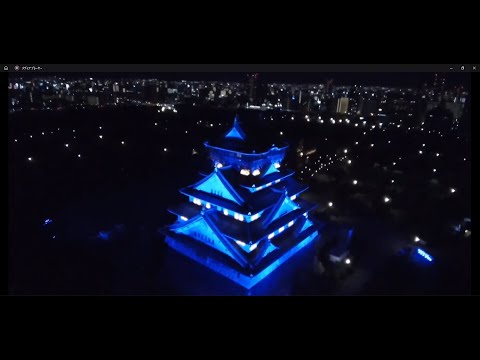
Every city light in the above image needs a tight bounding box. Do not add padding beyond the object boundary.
[353,180,358,185]
[328,202,333,207]
[450,188,456,193]
[164,148,167,152]
[27,157,32,161]
[417,248,433,262]
[384,196,391,203]
[345,258,351,265]
[99,135,103,139]
[414,236,421,243]
[77,154,81,158]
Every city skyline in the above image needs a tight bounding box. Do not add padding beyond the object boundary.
[10,71,471,88]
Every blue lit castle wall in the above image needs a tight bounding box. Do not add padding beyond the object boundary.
[161,116,320,289]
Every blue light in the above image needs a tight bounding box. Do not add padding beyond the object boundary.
[417,248,433,262]
[165,230,319,289]
[43,218,53,226]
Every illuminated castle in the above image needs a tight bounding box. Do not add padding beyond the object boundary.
[161,116,320,289]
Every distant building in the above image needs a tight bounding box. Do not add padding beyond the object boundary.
[445,102,463,118]
[87,96,99,106]
[337,97,348,114]
[360,98,378,116]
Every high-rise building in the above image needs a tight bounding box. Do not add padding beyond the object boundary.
[161,116,321,289]
[336,97,349,114]
[247,73,259,104]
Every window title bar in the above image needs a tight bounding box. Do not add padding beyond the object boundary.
[2,64,478,73]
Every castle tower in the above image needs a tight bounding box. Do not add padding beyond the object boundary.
[160,115,321,289]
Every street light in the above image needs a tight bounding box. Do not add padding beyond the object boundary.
[345,258,351,265]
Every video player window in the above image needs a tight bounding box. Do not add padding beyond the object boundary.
[7,64,472,296]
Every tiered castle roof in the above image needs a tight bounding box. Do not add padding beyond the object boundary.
[161,116,321,288]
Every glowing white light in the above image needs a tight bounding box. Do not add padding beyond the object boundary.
[252,169,261,176]
[414,236,421,243]
[42,132,45,135]
[344,149,348,154]
[328,202,333,207]
[393,162,396,166]
[347,160,352,164]
[355,123,358,127]
[436,153,440,157]
[216,163,223,168]
[419,150,423,154]
[274,163,281,169]
[193,198,201,206]
[345,258,351,265]
[250,243,258,251]
[384,196,391,203]
[185,131,188,134]
[206,203,211,209]
[223,209,228,216]
[353,180,358,185]
[290,195,297,200]
[251,213,259,221]
[180,216,188,221]
[27,157,32,161]
[288,221,294,227]
[240,169,250,176]
[450,188,456,193]
[155,123,158,126]
[234,213,239,220]
[355,142,358,145]
[300,152,304,157]
[99,126,102,130]
[77,154,81,158]
[433,168,436,172]
[15,139,18,142]
[236,240,246,246]
[268,233,274,240]
[99,135,103,139]
[30,135,33,138]
[278,226,285,233]
[164,148,167,152]
[370,144,374,147]
[280,131,283,135]
[391,179,395,183]
[422,143,425,147]
[121,141,125,145]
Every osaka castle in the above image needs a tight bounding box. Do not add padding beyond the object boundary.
[161,116,320,289]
